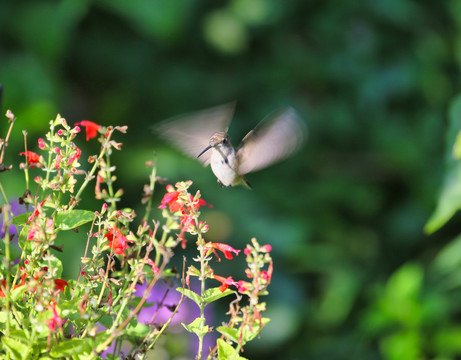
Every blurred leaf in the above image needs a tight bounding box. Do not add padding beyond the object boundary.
[98,0,189,41]
[49,338,91,357]
[431,234,461,275]
[2,336,28,360]
[230,0,272,25]
[12,212,32,226]
[203,10,247,54]
[126,322,150,337]
[380,330,422,360]
[315,269,361,327]
[432,326,461,355]
[425,94,461,233]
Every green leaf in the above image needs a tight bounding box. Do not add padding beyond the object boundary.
[425,94,461,233]
[126,321,150,337]
[98,315,114,329]
[217,317,270,346]
[203,287,233,304]
[181,317,209,337]
[2,336,29,360]
[216,338,247,360]
[176,287,202,307]
[216,326,240,343]
[49,338,91,357]
[55,210,94,230]
[11,213,32,226]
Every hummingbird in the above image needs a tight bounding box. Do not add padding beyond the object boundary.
[156,103,306,189]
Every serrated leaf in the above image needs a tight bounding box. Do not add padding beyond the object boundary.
[181,317,209,337]
[203,287,233,304]
[49,338,91,357]
[55,210,94,230]
[2,336,28,360]
[11,213,32,226]
[176,287,202,307]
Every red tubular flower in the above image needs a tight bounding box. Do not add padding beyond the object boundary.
[54,279,69,292]
[104,227,133,256]
[75,120,100,141]
[26,199,47,225]
[147,258,160,274]
[204,242,241,260]
[213,275,237,292]
[19,151,41,168]
[189,195,213,210]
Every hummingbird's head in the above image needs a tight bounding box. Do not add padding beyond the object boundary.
[197,132,231,158]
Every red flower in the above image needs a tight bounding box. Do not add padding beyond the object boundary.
[104,227,133,256]
[158,191,182,212]
[147,258,160,274]
[68,146,82,166]
[19,151,41,168]
[204,242,240,260]
[213,275,237,292]
[26,199,47,225]
[75,120,101,141]
[54,279,69,292]
[189,195,212,210]
[0,273,27,297]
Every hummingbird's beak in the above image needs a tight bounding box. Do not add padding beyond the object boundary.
[197,145,212,158]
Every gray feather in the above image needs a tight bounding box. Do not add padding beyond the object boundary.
[236,108,306,175]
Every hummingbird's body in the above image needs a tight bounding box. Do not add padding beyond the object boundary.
[156,103,306,189]
[206,132,251,189]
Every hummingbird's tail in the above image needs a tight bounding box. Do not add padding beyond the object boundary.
[242,178,252,190]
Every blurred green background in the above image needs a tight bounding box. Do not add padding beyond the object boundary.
[3,0,461,359]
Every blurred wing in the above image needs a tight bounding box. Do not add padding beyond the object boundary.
[237,108,306,175]
[155,103,235,167]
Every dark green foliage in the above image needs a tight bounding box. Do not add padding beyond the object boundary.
[0,1,459,358]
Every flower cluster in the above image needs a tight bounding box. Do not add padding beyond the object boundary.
[0,111,272,360]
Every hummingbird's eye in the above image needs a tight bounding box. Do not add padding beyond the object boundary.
[222,137,228,144]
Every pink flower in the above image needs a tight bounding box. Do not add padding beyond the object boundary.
[55,154,62,169]
[204,242,240,261]
[261,244,272,253]
[38,138,46,149]
[68,146,81,166]
[147,258,160,274]
[47,303,64,331]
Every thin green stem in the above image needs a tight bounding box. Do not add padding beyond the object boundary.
[104,152,117,210]
[72,129,114,209]
[142,155,157,224]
